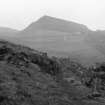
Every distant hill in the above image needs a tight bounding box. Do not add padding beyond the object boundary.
[0,27,19,40]
[0,27,18,32]
[22,15,89,34]
[0,16,105,66]
[0,27,18,35]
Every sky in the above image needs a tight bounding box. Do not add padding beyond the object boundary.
[0,0,105,30]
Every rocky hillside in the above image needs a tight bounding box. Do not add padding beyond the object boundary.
[0,40,105,105]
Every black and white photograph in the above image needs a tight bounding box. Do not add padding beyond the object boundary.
[0,0,105,105]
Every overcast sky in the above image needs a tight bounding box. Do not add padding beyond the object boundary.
[0,0,105,30]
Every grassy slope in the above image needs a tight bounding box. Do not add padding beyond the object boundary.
[0,40,104,105]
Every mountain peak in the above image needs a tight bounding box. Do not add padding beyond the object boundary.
[36,15,60,23]
[24,15,89,33]
[39,15,52,19]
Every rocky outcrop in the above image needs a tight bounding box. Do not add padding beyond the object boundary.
[0,41,61,77]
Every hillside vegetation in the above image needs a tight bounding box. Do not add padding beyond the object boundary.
[0,40,105,105]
